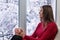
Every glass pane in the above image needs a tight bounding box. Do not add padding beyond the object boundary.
[0,0,19,40]
[26,0,56,35]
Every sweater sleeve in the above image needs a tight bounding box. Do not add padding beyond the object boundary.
[23,22,58,40]
[23,23,41,40]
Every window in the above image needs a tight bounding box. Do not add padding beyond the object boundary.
[0,0,19,40]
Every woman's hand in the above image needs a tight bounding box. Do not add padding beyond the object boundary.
[15,28,22,35]
[19,30,25,38]
[15,28,25,38]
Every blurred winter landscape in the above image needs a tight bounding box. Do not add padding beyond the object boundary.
[0,0,19,40]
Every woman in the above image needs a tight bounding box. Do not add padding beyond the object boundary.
[16,5,58,40]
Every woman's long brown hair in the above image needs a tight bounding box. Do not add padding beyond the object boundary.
[42,5,54,22]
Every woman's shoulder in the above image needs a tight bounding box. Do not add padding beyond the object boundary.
[48,22,58,29]
[48,22,57,26]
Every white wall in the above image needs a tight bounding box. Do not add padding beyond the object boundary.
[55,0,60,40]
[57,0,60,29]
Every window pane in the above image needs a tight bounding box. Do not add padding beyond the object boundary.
[0,0,19,40]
